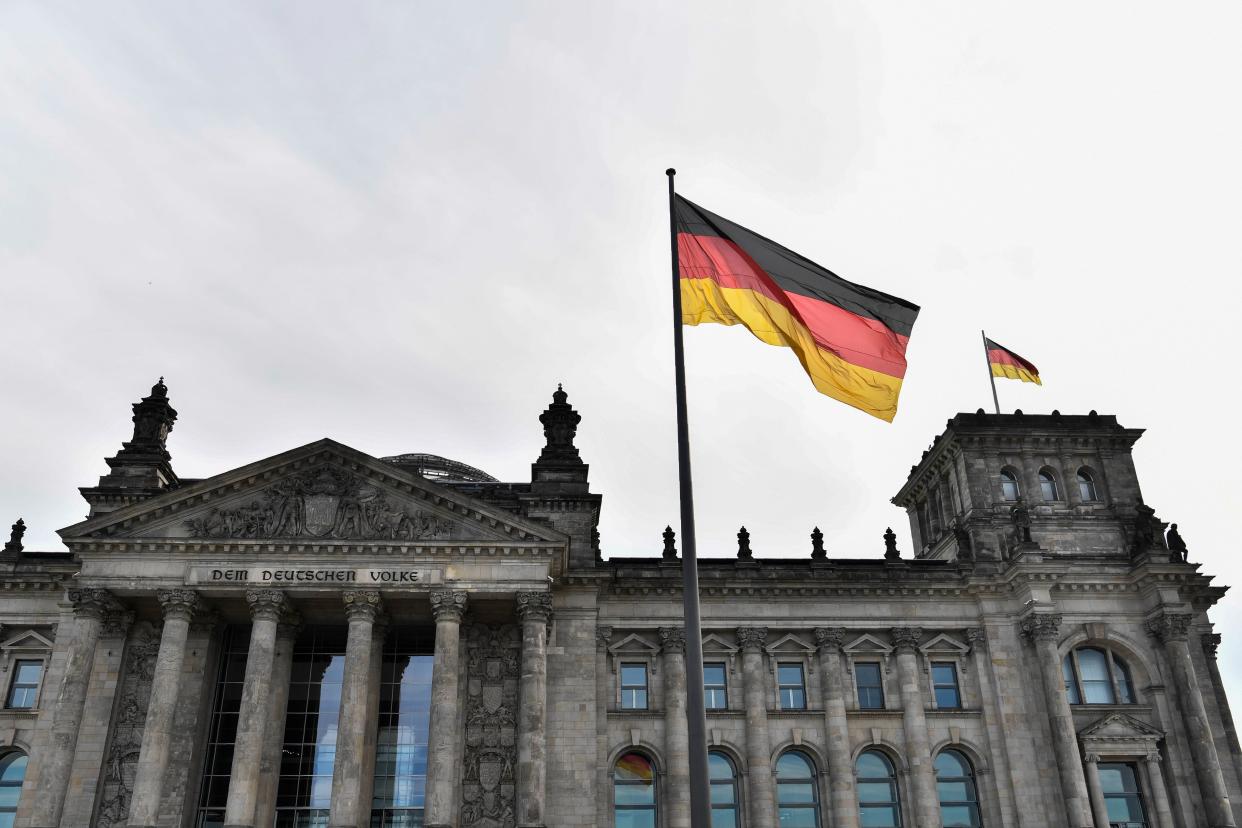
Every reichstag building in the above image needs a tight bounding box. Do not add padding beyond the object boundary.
[0,379,1237,828]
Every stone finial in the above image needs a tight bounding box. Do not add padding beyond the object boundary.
[1019,613,1062,642]
[536,384,582,465]
[130,377,178,450]
[659,626,686,654]
[156,588,203,621]
[429,590,468,623]
[596,626,613,648]
[814,627,846,652]
[1146,612,1193,643]
[736,627,767,652]
[890,626,923,653]
[662,526,677,560]
[736,526,752,560]
[245,589,290,622]
[1165,523,1188,562]
[516,591,554,623]
[810,527,826,560]
[883,527,900,560]
[3,518,25,554]
[342,590,384,621]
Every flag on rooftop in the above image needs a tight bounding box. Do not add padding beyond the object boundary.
[985,338,1042,385]
[672,195,920,421]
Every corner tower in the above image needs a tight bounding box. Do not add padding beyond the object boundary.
[79,378,180,517]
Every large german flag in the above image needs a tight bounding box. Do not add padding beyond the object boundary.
[674,195,920,421]
[985,338,1041,385]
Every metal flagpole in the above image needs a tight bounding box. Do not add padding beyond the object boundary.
[666,168,712,828]
[982,329,1000,414]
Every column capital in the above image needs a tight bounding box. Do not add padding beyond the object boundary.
[965,627,987,650]
[1202,632,1221,659]
[890,626,923,653]
[245,588,290,622]
[1019,612,1062,642]
[1144,750,1163,765]
[596,625,613,649]
[516,591,553,623]
[813,626,846,652]
[1146,611,1193,643]
[430,590,468,623]
[736,626,767,652]
[658,626,686,654]
[342,590,383,622]
[67,587,120,620]
[156,588,203,622]
[1083,752,1101,764]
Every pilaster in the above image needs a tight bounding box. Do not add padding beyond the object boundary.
[737,627,775,828]
[890,627,939,827]
[658,626,689,828]
[814,627,857,828]
[515,591,552,828]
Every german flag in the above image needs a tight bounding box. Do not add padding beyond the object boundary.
[985,338,1041,385]
[674,195,920,421]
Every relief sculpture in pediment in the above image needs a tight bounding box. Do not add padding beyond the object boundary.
[183,467,453,540]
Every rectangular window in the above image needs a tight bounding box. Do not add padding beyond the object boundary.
[1099,762,1148,827]
[777,663,806,710]
[932,662,961,709]
[704,663,728,710]
[6,659,42,709]
[620,663,648,710]
[855,662,885,710]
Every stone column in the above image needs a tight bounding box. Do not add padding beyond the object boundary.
[329,590,383,828]
[357,614,387,824]
[26,588,118,828]
[223,589,290,828]
[1203,633,1242,794]
[814,628,858,828]
[1082,754,1110,828]
[1019,613,1093,827]
[255,612,301,828]
[1145,751,1176,828]
[890,627,940,828]
[425,590,467,828]
[737,627,775,828]
[1147,612,1237,827]
[595,626,613,828]
[516,591,552,828]
[127,589,204,828]
[659,627,690,828]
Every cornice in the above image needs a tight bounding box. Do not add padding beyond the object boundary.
[65,540,562,558]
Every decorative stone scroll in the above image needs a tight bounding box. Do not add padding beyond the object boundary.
[515,591,553,624]
[183,466,453,540]
[430,590,468,623]
[93,621,161,828]
[461,624,521,828]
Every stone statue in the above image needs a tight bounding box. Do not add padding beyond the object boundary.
[1131,499,1159,555]
[951,517,973,561]
[810,526,826,560]
[883,527,900,560]
[736,526,753,560]
[1009,500,1032,544]
[1165,523,1188,562]
[3,518,24,554]
[662,526,677,560]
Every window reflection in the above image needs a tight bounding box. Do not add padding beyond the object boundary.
[372,629,434,827]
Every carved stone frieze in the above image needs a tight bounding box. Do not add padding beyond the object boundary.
[93,621,161,828]
[461,623,521,828]
[182,465,454,541]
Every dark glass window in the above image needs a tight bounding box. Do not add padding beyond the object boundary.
[1077,470,1099,502]
[1099,763,1147,827]
[196,626,253,827]
[932,663,961,709]
[371,628,435,828]
[704,663,728,710]
[935,750,982,827]
[778,663,807,710]
[5,660,42,709]
[857,750,901,827]
[1000,470,1020,502]
[0,750,28,827]
[1039,469,1060,501]
[620,664,648,710]
[855,662,885,710]
[776,751,819,828]
[708,751,739,828]
[1062,648,1135,705]
[614,752,657,828]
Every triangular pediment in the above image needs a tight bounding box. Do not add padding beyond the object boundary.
[701,633,738,654]
[608,633,660,656]
[59,439,564,546]
[843,633,892,655]
[764,633,815,654]
[920,633,969,656]
[1,630,54,651]
[1079,712,1164,740]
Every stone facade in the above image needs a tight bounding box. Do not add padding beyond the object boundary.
[0,384,1237,827]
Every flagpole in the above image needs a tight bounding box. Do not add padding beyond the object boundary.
[982,329,1000,414]
[666,167,712,828]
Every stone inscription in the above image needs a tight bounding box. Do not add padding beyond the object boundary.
[182,466,454,540]
[186,566,438,585]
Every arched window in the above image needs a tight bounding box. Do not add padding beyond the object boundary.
[776,751,820,827]
[999,470,1020,502]
[614,752,657,828]
[1077,469,1099,502]
[1062,647,1135,705]
[856,750,902,827]
[708,751,740,828]
[0,750,28,826]
[935,750,982,827]
[1038,469,1060,501]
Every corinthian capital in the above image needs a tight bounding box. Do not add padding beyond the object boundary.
[516,591,553,623]
[1019,613,1062,642]
[890,627,924,653]
[736,627,767,652]
[343,590,383,622]
[245,589,290,622]
[430,590,468,623]
[157,588,203,622]
[814,627,846,653]
[659,626,686,654]
[1146,612,1193,643]
[596,625,613,649]
[68,588,118,621]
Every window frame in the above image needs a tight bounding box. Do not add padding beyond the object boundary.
[619,662,650,711]
[856,748,903,827]
[5,657,45,710]
[777,662,807,711]
[999,469,1021,502]
[1098,761,1148,827]
[935,749,982,827]
[775,750,821,828]
[854,661,886,710]
[0,749,28,823]
[1076,468,1100,502]
[1038,468,1061,502]
[703,662,728,711]
[613,751,658,828]
[1062,647,1136,706]
[707,750,740,827]
[930,661,962,710]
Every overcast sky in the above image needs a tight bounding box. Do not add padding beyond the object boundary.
[2,3,1239,699]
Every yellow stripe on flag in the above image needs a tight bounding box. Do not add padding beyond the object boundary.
[991,363,1042,385]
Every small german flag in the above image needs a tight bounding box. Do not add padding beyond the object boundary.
[673,195,920,422]
[985,338,1041,385]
